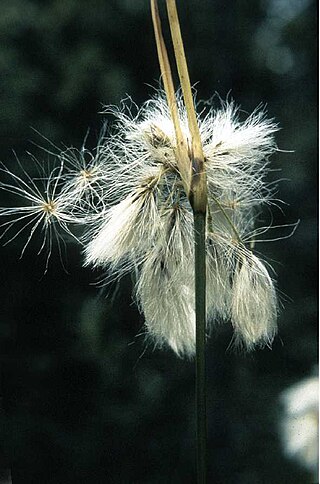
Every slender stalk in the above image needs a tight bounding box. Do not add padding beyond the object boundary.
[166,0,207,214]
[150,0,191,194]
[194,211,207,484]
[165,5,208,479]
[166,0,204,160]
[150,1,208,481]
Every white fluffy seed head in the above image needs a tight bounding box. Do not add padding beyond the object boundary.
[0,91,282,356]
[81,93,281,356]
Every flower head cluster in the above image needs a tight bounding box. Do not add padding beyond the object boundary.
[84,94,279,356]
[0,93,281,357]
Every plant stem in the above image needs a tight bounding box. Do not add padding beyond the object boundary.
[150,0,191,194]
[150,2,208,480]
[194,210,207,484]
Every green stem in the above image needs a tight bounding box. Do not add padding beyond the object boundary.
[194,211,207,484]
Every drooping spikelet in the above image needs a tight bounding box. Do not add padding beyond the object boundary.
[230,250,277,349]
[136,203,195,356]
[83,93,280,357]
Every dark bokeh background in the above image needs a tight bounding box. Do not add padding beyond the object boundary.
[0,1,317,483]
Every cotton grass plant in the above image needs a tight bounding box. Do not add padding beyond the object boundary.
[0,1,289,482]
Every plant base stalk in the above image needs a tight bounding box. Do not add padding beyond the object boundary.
[194,211,207,484]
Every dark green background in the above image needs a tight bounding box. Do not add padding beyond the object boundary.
[0,1,317,483]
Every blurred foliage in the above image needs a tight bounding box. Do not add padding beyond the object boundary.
[0,0,317,482]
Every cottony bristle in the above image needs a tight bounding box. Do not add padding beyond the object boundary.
[231,251,278,349]
[134,203,195,357]
[136,245,195,358]
[84,186,161,274]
